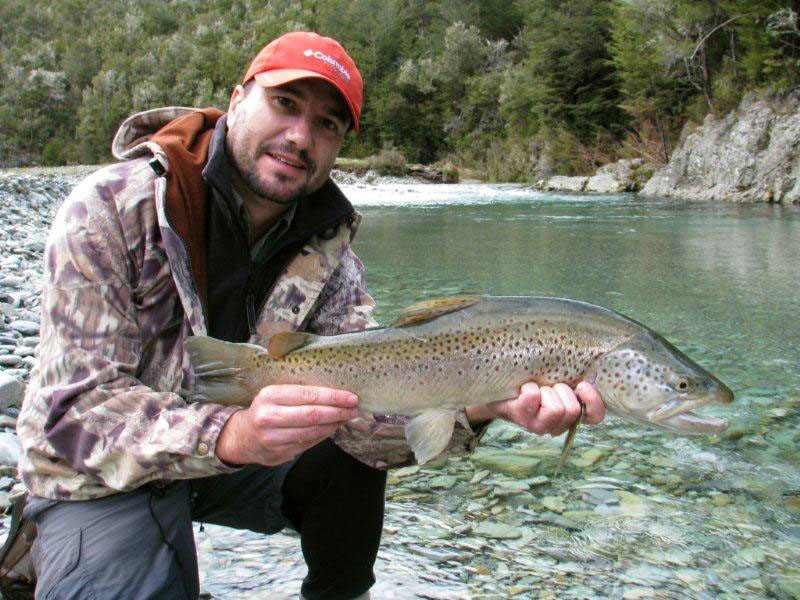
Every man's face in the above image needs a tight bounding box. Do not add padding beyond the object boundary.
[225,78,350,205]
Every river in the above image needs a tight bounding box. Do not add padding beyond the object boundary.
[196,183,800,599]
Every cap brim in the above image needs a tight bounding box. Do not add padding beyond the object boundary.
[253,69,359,132]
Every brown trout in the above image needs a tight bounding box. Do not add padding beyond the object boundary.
[186,296,733,467]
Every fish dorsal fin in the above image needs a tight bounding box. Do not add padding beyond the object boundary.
[390,296,481,328]
[268,331,316,358]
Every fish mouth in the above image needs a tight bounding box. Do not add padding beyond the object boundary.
[657,410,729,434]
[647,387,733,435]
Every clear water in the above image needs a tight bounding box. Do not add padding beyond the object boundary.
[198,184,800,599]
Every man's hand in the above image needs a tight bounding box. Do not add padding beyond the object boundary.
[465,381,604,435]
[215,384,359,466]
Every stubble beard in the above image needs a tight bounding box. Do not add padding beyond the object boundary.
[228,139,321,205]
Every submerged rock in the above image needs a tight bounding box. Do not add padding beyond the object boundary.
[469,448,542,478]
[472,520,521,539]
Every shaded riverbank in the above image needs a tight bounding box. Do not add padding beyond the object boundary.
[533,91,800,205]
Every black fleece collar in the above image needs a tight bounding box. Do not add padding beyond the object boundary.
[202,116,355,246]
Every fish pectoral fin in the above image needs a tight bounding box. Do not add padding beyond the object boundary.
[185,336,264,405]
[268,331,316,358]
[405,409,458,465]
[390,296,481,328]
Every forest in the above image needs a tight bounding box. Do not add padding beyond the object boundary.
[1,0,798,179]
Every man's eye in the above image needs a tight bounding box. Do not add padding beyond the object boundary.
[275,97,294,108]
[321,119,339,132]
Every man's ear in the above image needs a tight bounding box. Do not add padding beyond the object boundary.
[227,84,245,123]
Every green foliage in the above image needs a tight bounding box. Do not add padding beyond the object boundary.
[723,0,800,90]
[0,0,796,174]
[502,0,624,142]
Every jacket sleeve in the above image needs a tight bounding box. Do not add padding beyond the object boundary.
[17,166,240,499]
[307,248,489,470]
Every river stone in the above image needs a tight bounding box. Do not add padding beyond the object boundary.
[786,525,800,539]
[0,373,24,409]
[623,588,656,600]
[469,469,490,484]
[428,475,457,489]
[712,494,733,506]
[736,546,767,564]
[0,276,25,287]
[650,455,679,468]
[785,496,800,513]
[581,487,619,505]
[744,578,765,593]
[495,479,531,491]
[0,432,20,467]
[616,490,648,515]
[392,465,420,478]
[470,449,541,478]
[0,355,22,367]
[772,571,800,599]
[572,447,604,467]
[472,521,521,539]
[8,320,39,336]
[541,496,566,514]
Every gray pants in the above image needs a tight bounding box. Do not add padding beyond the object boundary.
[25,440,387,600]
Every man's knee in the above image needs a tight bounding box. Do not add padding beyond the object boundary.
[283,439,387,515]
[29,483,197,600]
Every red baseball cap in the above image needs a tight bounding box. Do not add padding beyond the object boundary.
[242,31,363,132]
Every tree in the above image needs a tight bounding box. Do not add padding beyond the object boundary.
[502,0,624,143]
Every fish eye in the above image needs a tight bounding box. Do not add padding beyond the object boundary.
[676,378,690,391]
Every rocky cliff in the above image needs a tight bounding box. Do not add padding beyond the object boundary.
[641,91,800,204]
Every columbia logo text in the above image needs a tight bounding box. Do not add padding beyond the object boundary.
[304,49,351,81]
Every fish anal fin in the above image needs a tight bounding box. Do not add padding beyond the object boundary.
[405,409,457,465]
[390,296,481,328]
[268,332,316,358]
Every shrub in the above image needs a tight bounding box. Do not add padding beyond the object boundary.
[367,142,407,176]
[441,163,460,183]
[41,136,76,166]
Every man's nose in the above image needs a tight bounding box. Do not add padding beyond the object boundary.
[284,116,313,150]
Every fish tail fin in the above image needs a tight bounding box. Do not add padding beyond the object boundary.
[405,409,457,465]
[185,336,266,405]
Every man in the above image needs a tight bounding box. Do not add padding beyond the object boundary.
[10,32,603,600]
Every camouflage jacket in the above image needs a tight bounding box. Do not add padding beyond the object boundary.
[17,108,484,500]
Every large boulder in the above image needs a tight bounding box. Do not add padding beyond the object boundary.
[641,91,800,203]
[586,158,654,193]
[536,175,589,192]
